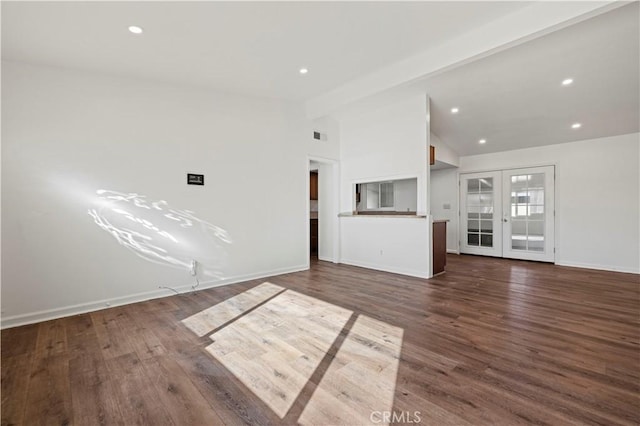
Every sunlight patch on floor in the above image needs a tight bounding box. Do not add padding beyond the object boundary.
[182,282,404,424]
[205,289,353,418]
[298,314,403,426]
[181,282,284,336]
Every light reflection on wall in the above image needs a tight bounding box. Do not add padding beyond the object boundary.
[88,190,231,278]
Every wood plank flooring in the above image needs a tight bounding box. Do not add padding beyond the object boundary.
[2,255,639,425]
[205,288,353,419]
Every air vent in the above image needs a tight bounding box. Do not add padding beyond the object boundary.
[313,131,327,141]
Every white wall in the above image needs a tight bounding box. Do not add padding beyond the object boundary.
[430,132,460,167]
[339,95,430,278]
[459,133,640,274]
[308,116,340,161]
[340,95,429,213]
[1,61,315,327]
[430,168,459,253]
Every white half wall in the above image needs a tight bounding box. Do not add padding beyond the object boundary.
[430,168,459,253]
[459,133,640,274]
[340,217,429,278]
[1,61,314,328]
[339,95,429,277]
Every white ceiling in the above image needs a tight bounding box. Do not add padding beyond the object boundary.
[425,2,640,156]
[1,1,529,100]
[2,1,639,156]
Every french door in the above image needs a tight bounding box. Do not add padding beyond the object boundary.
[460,171,503,257]
[460,166,555,262]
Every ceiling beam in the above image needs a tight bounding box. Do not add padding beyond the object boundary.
[305,1,626,119]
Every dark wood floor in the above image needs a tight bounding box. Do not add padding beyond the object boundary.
[2,255,639,425]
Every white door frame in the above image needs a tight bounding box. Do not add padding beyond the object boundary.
[307,156,340,265]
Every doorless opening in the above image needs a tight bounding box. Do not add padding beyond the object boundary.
[308,158,339,264]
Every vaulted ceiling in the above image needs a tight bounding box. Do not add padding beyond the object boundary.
[3,1,638,155]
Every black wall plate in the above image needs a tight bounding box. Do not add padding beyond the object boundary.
[187,173,204,185]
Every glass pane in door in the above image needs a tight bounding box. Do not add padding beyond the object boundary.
[510,173,545,251]
[466,178,494,247]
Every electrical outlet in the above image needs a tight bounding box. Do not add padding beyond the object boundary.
[190,260,197,276]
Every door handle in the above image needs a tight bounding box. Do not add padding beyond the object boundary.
[503,218,508,223]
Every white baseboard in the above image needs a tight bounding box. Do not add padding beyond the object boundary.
[340,258,429,279]
[555,261,639,275]
[317,255,337,263]
[0,264,309,329]
[446,249,460,254]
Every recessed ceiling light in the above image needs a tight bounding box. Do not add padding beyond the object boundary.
[571,123,582,129]
[128,26,143,34]
[299,68,308,75]
[562,78,574,86]
[451,107,459,114]
[478,139,487,144]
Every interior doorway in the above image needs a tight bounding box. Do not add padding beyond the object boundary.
[308,158,339,264]
[309,167,319,259]
[460,166,555,262]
